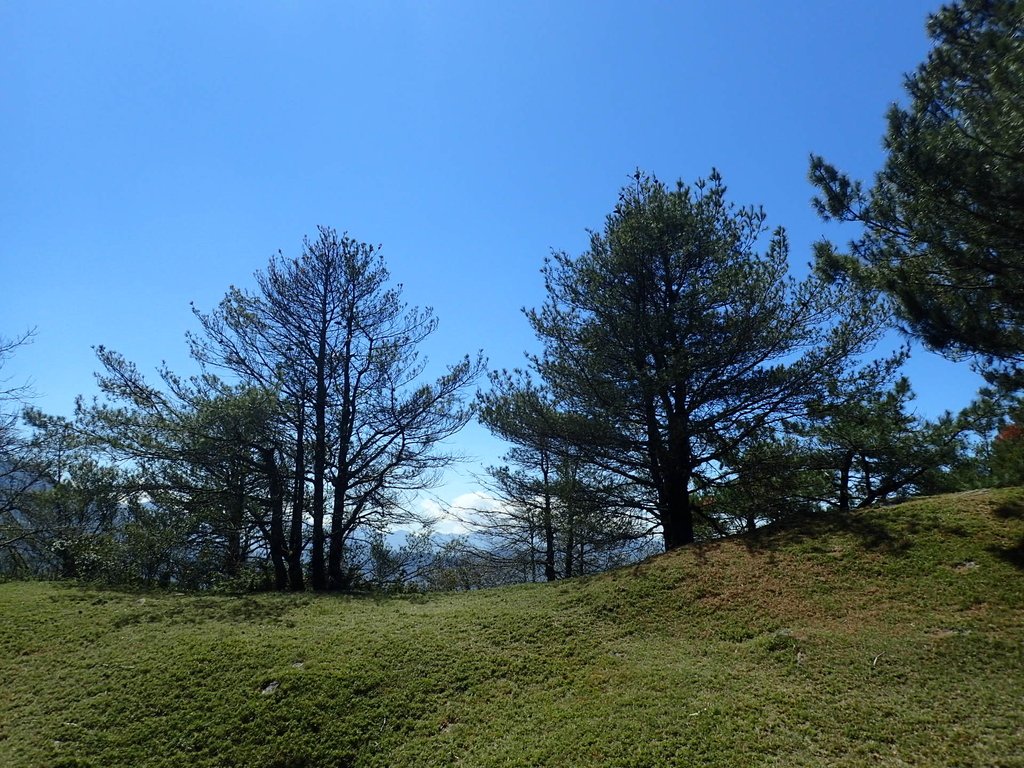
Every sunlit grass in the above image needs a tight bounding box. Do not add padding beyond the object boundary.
[3,488,1022,766]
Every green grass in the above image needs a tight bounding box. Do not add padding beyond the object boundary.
[3,489,1023,767]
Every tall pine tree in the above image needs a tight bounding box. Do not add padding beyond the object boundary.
[524,171,886,550]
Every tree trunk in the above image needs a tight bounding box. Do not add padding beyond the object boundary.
[649,396,695,550]
[660,480,695,550]
[541,453,557,582]
[542,497,557,582]
[287,404,306,591]
[837,449,855,512]
[326,474,349,590]
[860,456,874,508]
[563,507,575,579]
[310,339,328,591]
[263,448,288,591]
[224,486,245,577]
[58,545,77,579]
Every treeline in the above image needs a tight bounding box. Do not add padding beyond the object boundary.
[472,170,1019,563]
[1,0,1022,591]
[3,230,486,590]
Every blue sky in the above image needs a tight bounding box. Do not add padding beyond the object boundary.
[1,1,985,507]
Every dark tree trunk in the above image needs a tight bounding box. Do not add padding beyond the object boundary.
[263,448,288,591]
[563,507,576,578]
[837,449,855,512]
[329,315,362,593]
[287,405,306,591]
[58,547,77,579]
[648,395,696,550]
[859,456,875,508]
[310,338,328,591]
[224,486,246,577]
[660,480,695,550]
[542,497,557,582]
[326,473,349,590]
[541,453,557,582]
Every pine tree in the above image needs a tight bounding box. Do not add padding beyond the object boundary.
[524,171,887,549]
[810,0,1024,384]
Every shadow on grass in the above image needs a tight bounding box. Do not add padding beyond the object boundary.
[33,583,292,627]
[989,539,1024,570]
[735,489,1024,570]
[96,591,315,628]
[740,507,915,556]
[988,499,1024,570]
[40,579,433,631]
[994,499,1024,520]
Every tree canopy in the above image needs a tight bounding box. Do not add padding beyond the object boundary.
[191,227,485,590]
[514,171,888,549]
[810,0,1024,384]
[3,227,491,590]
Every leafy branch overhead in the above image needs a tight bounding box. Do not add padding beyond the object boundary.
[810,0,1024,384]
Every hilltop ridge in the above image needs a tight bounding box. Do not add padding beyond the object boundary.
[2,488,1022,767]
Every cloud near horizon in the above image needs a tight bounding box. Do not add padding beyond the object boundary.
[412,491,506,536]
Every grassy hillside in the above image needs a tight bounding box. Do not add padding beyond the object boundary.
[2,489,1023,767]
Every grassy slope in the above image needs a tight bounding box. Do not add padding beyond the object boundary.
[2,489,1023,768]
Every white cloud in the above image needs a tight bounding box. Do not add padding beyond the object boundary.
[409,491,506,536]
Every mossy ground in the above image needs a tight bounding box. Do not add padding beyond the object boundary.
[3,489,1023,767]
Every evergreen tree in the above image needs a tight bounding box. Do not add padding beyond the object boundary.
[191,226,484,590]
[0,330,38,546]
[986,397,1024,486]
[810,0,1024,384]
[801,376,977,510]
[2,408,144,583]
[74,353,287,587]
[524,171,887,550]
[477,372,649,580]
[702,435,828,535]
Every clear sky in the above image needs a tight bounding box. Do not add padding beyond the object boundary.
[1,1,986,512]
